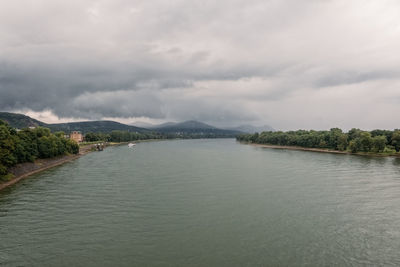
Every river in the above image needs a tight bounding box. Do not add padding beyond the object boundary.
[1,139,400,266]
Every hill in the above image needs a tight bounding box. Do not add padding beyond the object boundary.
[132,121,178,129]
[0,112,47,129]
[153,120,240,136]
[47,120,148,134]
[0,112,149,133]
[151,122,178,129]
[225,124,275,133]
[0,112,241,137]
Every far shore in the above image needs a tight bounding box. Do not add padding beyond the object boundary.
[244,142,400,158]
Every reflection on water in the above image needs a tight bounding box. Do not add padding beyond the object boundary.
[1,139,400,266]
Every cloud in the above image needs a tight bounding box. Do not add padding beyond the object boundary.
[71,90,164,119]
[1,0,400,129]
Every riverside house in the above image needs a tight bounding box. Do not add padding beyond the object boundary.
[70,131,83,143]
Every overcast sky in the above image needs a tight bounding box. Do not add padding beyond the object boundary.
[1,0,400,130]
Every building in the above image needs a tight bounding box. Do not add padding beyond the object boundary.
[70,131,83,143]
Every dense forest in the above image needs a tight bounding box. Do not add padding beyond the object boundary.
[0,120,79,181]
[237,128,400,154]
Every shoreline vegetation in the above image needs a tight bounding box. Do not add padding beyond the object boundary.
[237,128,400,157]
[0,120,80,184]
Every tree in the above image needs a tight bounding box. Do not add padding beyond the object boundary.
[359,132,373,152]
[0,120,80,179]
[392,130,400,152]
[348,128,361,141]
[15,129,38,162]
[349,139,361,153]
[0,121,17,179]
[34,127,51,138]
[337,134,348,151]
[38,136,53,158]
[54,131,65,138]
[250,132,259,143]
[372,136,387,153]
[66,139,79,154]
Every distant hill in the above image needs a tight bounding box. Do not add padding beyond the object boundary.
[153,120,240,136]
[151,122,178,129]
[132,121,178,129]
[225,124,275,133]
[0,112,149,133]
[0,112,242,136]
[130,121,157,128]
[0,112,47,129]
[156,120,215,130]
[48,120,148,134]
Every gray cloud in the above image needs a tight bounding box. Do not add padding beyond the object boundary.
[1,0,400,129]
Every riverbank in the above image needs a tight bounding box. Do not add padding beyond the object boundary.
[0,140,163,192]
[0,144,95,192]
[245,142,400,157]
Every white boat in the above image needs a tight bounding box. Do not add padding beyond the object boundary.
[128,143,136,148]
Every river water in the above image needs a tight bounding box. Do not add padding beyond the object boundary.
[1,139,400,266]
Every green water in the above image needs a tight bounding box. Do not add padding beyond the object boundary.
[1,139,400,266]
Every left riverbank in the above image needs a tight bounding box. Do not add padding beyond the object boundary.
[0,144,95,192]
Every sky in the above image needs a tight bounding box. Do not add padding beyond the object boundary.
[1,0,400,130]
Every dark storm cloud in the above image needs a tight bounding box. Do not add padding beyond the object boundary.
[1,0,400,129]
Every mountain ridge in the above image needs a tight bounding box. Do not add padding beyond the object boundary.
[0,112,242,136]
[0,112,149,133]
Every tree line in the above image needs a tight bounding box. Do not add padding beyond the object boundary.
[0,120,79,181]
[84,131,164,142]
[237,128,400,154]
[84,131,233,142]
